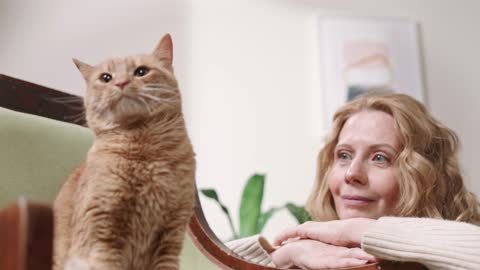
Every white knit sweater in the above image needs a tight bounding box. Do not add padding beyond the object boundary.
[226,234,277,267]
[227,217,480,270]
[362,217,480,270]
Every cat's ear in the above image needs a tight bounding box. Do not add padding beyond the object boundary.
[153,34,173,70]
[73,58,94,80]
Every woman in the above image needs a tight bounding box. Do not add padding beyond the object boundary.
[228,92,480,270]
[271,92,480,269]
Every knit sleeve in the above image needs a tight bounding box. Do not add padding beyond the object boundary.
[361,217,480,270]
[225,235,276,267]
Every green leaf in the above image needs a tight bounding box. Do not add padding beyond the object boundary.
[257,206,280,234]
[200,188,238,239]
[201,189,219,201]
[286,202,312,224]
[239,174,265,237]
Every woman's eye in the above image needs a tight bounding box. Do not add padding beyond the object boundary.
[100,73,112,83]
[134,66,149,77]
[338,152,351,160]
[373,154,388,163]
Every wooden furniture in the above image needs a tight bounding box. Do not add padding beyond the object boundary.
[0,74,426,270]
[0,199,53,270]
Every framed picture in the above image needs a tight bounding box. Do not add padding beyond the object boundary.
[319,16,424,128]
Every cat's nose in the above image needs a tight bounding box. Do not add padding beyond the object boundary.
[115,80,129,89]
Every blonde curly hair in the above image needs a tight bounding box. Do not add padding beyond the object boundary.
[306,92,480,223]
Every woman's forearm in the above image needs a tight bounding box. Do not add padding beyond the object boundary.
[362,217,480,270]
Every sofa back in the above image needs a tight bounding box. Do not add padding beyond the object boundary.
[0,107,92,207]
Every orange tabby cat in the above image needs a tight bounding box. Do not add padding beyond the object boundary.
[53,34,195,270]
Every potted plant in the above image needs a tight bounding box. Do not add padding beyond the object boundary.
[200,174,311,240]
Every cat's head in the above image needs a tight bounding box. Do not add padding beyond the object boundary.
[74,34,180,132]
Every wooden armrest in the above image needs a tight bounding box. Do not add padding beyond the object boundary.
[0,198,53,270]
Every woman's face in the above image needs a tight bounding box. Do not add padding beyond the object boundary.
[328,110,402,220]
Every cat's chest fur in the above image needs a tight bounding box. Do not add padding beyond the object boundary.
[86,129,193,200]
[73,126,195,256]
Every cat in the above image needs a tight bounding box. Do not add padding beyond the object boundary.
[53,34,196,270]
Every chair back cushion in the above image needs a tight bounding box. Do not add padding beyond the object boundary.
[0,107,93,207]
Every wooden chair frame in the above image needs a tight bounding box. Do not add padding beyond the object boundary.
[0,199,53,270]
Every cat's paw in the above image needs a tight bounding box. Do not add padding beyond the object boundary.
[64,257,89,270]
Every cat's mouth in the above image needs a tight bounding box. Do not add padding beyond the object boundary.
[112,93,143,106]
[109,93,151,119]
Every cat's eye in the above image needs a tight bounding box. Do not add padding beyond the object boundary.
[134,66,150,77]
[100,73,112,83]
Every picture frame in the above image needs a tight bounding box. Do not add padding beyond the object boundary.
[319,16,425,128]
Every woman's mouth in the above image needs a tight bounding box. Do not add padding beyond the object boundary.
[341,195,376,206]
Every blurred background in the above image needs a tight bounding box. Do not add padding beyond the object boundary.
[1,0,479,241]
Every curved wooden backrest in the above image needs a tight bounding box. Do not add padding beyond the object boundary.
[0,74,427,270]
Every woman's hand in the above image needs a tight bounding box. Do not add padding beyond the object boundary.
[273,218,376,248]
[271,239,377,269]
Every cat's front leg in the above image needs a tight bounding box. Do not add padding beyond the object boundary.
[53,193,74,270]
[151,224,189,270]
[54,165,85,270]
[64,258,117,270]
[64,247,126,270]
[65,209,129,270]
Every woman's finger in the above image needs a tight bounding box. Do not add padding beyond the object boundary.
[341,247,377,262]
[273,226,302,246]
[274,218,374,248]
[297,257,369,270]
[273,221,336,246]
[273,222,316,245]
[270,244,295,269]
[271,238,377,270]
[326,258,369,268]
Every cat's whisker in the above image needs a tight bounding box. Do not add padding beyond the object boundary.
[54,99,83,104]
[44,96,86,112]
[142,87,169,91]
[62,105,85,111]
[138,93,163,102]
[144,83,172,88]
[64,111,86,120]
[140,93,180,106]
[161,97,180,103]
[142,88,177,94]
[45,96,84,103]
[137,97,153,115]
[71,115,87,125]
[64,111,86,125]
[142,84,176,90]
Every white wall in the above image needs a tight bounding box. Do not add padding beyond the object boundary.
[1,0,479,242]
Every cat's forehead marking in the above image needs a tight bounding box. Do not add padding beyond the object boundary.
[101,57,136,73]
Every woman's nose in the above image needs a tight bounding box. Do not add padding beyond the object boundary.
[345,159,368,185]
